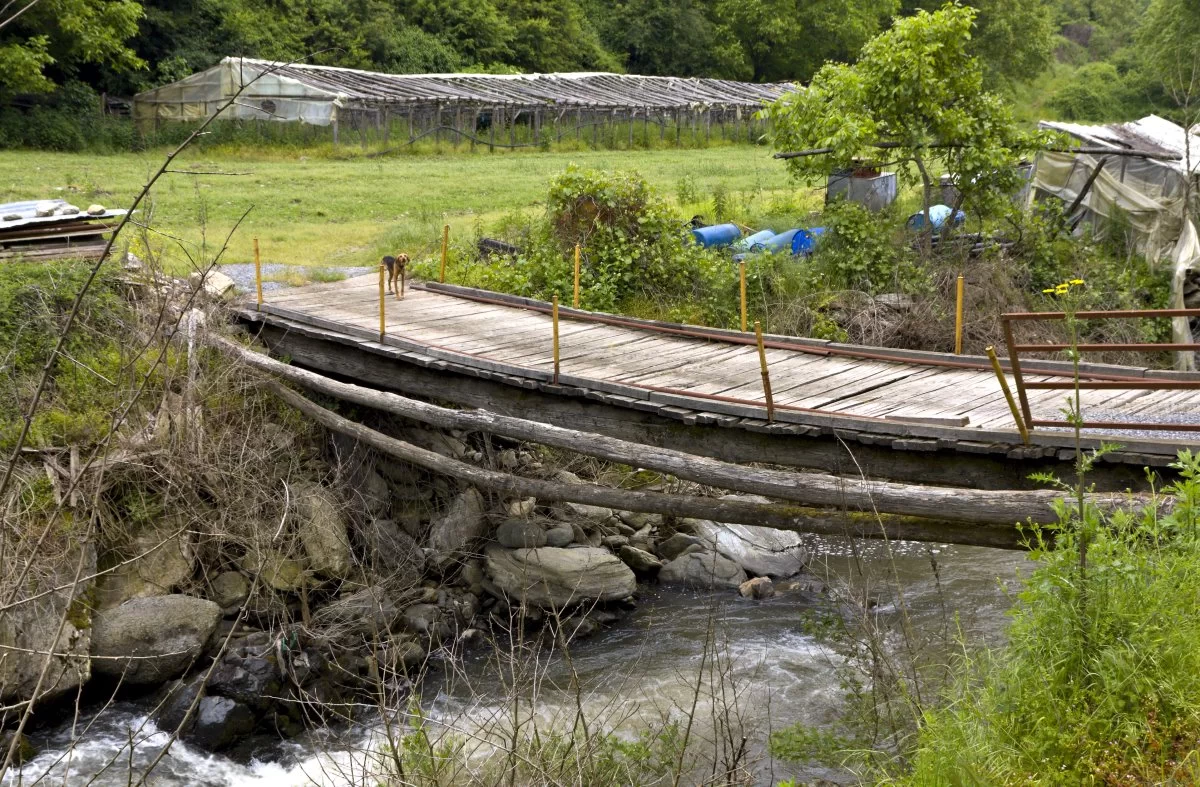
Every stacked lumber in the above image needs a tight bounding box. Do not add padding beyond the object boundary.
[0,199,127,262]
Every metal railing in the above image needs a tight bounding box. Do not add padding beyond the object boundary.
[999,308,1200,435]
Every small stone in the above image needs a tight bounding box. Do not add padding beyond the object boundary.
[505,497,536,518]
[35,201,57,217]
[600,534,628,549]
[561,616,599,640]
[495,519,547,549]
[739,576,775,600]
[618,544,663,574]
[459,560,485,594]
[208,571,249,612]
[544,524,575,548]
[386,634,427,670]
[1,214,20,222]
[458,628,485,646]
[657,533,704,561]
[498,449,520,470]
[86,203,106,216]
[402,603,443,636]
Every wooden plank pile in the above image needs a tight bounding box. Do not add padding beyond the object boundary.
[0,199,127,262]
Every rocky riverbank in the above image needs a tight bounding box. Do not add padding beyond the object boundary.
[1,417,816,763]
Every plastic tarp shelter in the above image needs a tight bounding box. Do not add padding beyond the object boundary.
[1035,116,1200,369]
[134,58,344,126]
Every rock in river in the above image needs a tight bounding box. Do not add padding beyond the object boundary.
[681,517,807,578]
[485,545,636,608]
[91,595,221,684]
[659,551,746,590]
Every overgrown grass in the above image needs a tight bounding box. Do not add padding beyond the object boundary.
[0,146,795,277]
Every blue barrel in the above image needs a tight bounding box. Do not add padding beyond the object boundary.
[733,228,775,251]
[791,226,826,255]
[760,228,801,254]
[906,204,965,231]
[691,223,742,248]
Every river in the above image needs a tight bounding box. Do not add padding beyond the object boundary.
[9,537,1028,786]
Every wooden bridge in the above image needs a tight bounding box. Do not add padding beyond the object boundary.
[237,274,1199,492]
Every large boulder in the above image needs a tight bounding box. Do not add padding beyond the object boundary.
[428,488,486,558]
[90,595,221,684]
[484,546,636,608]
[0,544,95,706]
[680,517,807,579]
[238,548,308,592]
[659,551,746,590]
[495,519,547,549]
[95,521,194,609]
[292,484,353,579]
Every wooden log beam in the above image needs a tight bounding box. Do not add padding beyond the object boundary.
[265,381,1028,549]
[212,335,1139,528]
[774,143,1182,161]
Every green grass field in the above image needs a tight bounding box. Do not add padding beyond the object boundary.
[0,145,806,278]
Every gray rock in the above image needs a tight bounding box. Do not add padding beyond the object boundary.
[314,585,401,635]
[561,501,613,524]
[659,552,746,590]
[739,576,775,600]
[208,571,249,612]
[484,545,636,608]
[189,696,256,752]
[459,560,485,595]
[91,595,221,684]
[238,549,307,591]
[96,522,194,609]
[544,524,575,548]
[617,511,659,530]
[657,533,704,561]
[361,519,425,583]
[601,534,629,549]
[86,203,106,216]
[496,519,547,549]
[385,634,427,670]
[505,497,536,517]
[428,488,487,558]
[359,470,392,516]
[681,517,807,579]
[402,603,448,639]
[292,484,354,579]
[618,545,663,574]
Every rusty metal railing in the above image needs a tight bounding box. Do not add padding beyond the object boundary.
[1000,308,1200,434]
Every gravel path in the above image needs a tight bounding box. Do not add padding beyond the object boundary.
[220,263,371,293]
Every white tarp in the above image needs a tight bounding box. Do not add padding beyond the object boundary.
[134,58,344,126]
[1034,117,1200,369]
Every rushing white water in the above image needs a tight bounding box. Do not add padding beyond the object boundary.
[11,538,1028,786]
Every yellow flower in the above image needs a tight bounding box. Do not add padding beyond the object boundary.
[1042,288,1055,293]
[1070,278,1084,286]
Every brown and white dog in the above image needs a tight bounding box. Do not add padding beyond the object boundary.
[381,253,408,298]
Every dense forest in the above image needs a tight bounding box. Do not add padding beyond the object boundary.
[0,0,1196,127]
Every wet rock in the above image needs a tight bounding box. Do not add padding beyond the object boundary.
[384,633,427,671]
[427,488,486,559]
[91,595,220,684]
[544,524,575,548]
[208,571,249,612]
[496,519,547,549]
[657,533,705,561]
[0,731,36,764]
[680,516,807,579]
[659,552,746,590]
[292,484,353,579]
[459,559,485,595]
[739,576,775,600]
[314,585,402,635]
[618,545,663,574]
[190,696,256,751]
[561,616,600,640]
[209,652,283,714]
[484,545,636,608]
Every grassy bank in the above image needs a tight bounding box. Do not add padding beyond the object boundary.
[0,145,796,278]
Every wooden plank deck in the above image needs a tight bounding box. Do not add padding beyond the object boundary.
[244,275,1200,460]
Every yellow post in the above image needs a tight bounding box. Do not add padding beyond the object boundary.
[986,346,1030,445]
[440,223,449,283]
[552,294,561,384]
[378,264,386,341]
[573,244,581,308]
[739,261,748,332]
[253,237,263,309]
[954,274,965,354]
[755,321,775,422]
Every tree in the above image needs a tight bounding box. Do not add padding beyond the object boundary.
[764,4,1042,235]
[586,0,750,79]
[0,0,144,94]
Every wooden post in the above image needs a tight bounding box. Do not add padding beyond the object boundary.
[573,244,581,308]
[552,294,561,384]
[378,264,386,341]
[739,260,748,332]
[954,274,965,354]
[987,346,1029,444]
[755,321,775,423]
[440,223,449,283]
[253,237,263,309]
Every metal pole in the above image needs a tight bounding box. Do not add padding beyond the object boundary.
[739,261,748,332]
[440,224,449,283]
[573,244,581,308]
[954,274,965,354]
[253,237,263,309]
[755,321,774,422]
[378,264,386,342]
[987,346,1030,444]
[552,294,561,384]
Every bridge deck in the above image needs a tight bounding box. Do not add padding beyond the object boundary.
[244,274,1199,462]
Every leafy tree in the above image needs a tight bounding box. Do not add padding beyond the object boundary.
[586,0,749,78]
[0,0,144,94]
[497,0,620,72]
[1136,0,1200,207]
[764,4,1042,230]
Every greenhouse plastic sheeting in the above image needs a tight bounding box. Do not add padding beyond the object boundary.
[1032,149,1200,370]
